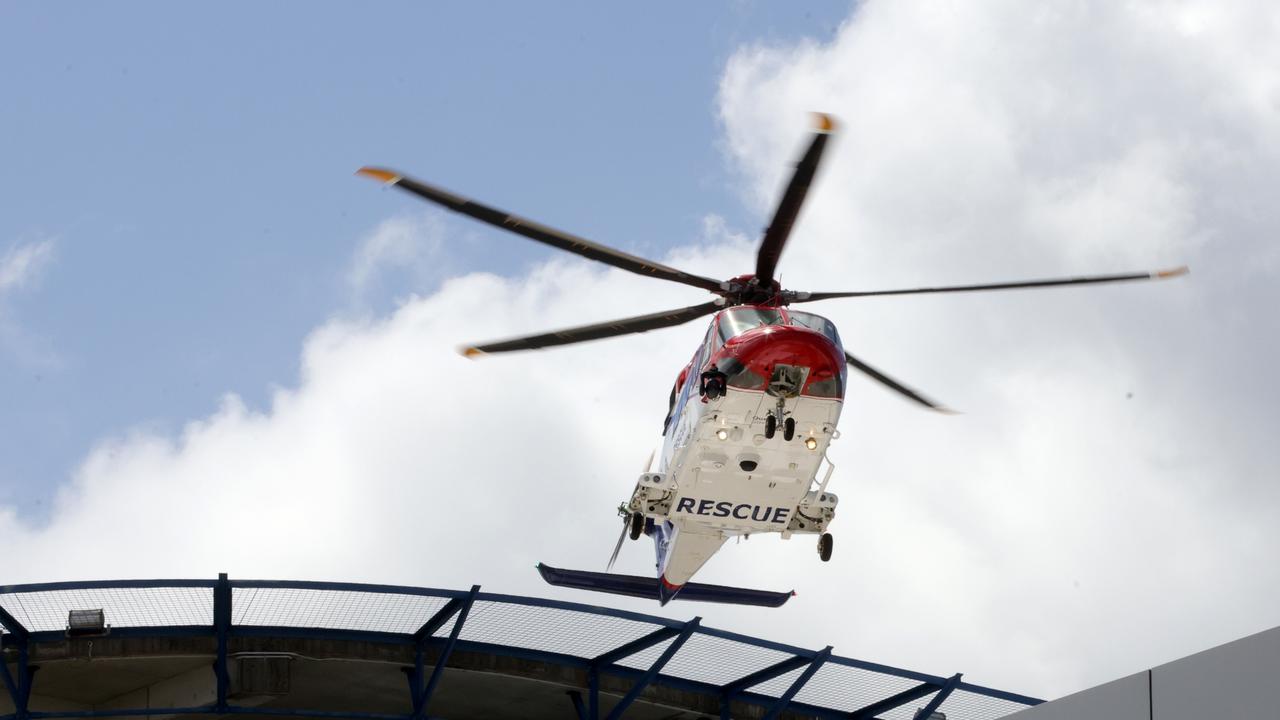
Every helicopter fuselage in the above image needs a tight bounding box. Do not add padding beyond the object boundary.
[628,304,847,603]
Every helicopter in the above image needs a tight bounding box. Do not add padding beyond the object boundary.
[358,114,1186,607]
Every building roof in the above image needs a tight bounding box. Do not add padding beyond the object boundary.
[0,575,1042,720]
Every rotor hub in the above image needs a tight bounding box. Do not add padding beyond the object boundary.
[722,274,784,307]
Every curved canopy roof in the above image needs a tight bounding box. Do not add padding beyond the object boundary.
[0,575,1041,720]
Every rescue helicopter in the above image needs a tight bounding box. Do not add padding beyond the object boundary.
[358,114,1186,607]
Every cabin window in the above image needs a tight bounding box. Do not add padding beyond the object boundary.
[702,322,719,364]
[663,366,691,433]
[806,374,844,398]
[716,356,766,390]
[717,307,785,344]
[663,380,679,433]
[785,310,842,347]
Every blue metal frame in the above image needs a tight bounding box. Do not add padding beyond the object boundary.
[914,673,963,719]
[406,587,479,719]
[0,604,31,720]
[604,617,700,720]
[586,623,684,719]
[0,575,1043,720]
[718,647,824,720]
[721,652,814,697]
[213,573,231,713]
[565,690,586,720]
[416,585,478,717]
[849,679,946,719]
[0,661,17,713]
[761,645,831,720]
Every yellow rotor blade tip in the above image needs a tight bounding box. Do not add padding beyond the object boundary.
[1156,266,1190,279]
[459,346,487,359]
[356,167,401,184]
[813,113,837,133]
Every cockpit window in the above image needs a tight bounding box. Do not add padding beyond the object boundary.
[717,307,785,344]
[785,310,842,347]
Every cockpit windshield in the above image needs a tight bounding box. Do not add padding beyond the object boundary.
[717,307,785,344]
[785,310,842,347]
[715,307,842,350]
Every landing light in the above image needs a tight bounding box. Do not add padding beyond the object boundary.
[804,437,818,451]
[67,608,107,637]
[716,429,729,441]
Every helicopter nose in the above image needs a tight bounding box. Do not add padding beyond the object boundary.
[730,326,844,396]
[657,576,683,606]
[774,327,840,363]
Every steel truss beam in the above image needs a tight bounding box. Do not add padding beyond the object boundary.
[414,585,479,718]
[718,646,831,720]
[721,654,813,697]
[213,573,231,713]
[762,646,832,720]
[586,624,683,719]
[591,626,681,667]
[604,617,701,720]
[407,595,472,717]
[912,673,962,719]
[848,672,961,719]
[0,604,34,720]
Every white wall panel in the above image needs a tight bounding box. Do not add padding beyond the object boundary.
[1151,626,1280,720]
[1003,671,1149,720]
[1002,625,1280,720]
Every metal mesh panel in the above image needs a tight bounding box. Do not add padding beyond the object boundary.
[456,600,662,659]
[754,662,924,712]
[878,691,943,720]
[615,635,677,670]
[748,665,804,698]
[0,587,212,632]
[648,632,795,687]
[937,689,1038,720]
[231,587,448,633]
[806,665,926,715]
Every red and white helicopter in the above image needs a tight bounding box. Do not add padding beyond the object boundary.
[359,114,1186,608]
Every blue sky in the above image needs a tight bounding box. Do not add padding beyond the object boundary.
[3,2,1279,699]
[0,2,850,513]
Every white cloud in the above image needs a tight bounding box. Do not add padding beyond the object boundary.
[3,0,1280,704]
[346,212,444,298]
[0,237,57,363]
[0,238,55,296]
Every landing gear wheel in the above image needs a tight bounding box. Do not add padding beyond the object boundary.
[764,414,777,439]
[629,512,644,541]
[783,417,796,441]
[818,533,833,562]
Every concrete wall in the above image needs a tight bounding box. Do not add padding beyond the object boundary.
[1007,625,1280,720]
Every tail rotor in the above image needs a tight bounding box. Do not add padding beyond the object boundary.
[607,503,630,572]
[607,451,656,571]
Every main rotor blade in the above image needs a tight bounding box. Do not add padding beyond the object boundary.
[844,351,954,414]
[755,114,836,287]
[797,266,1189,302]
[461,300,723,357]
[358,168,724,293]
